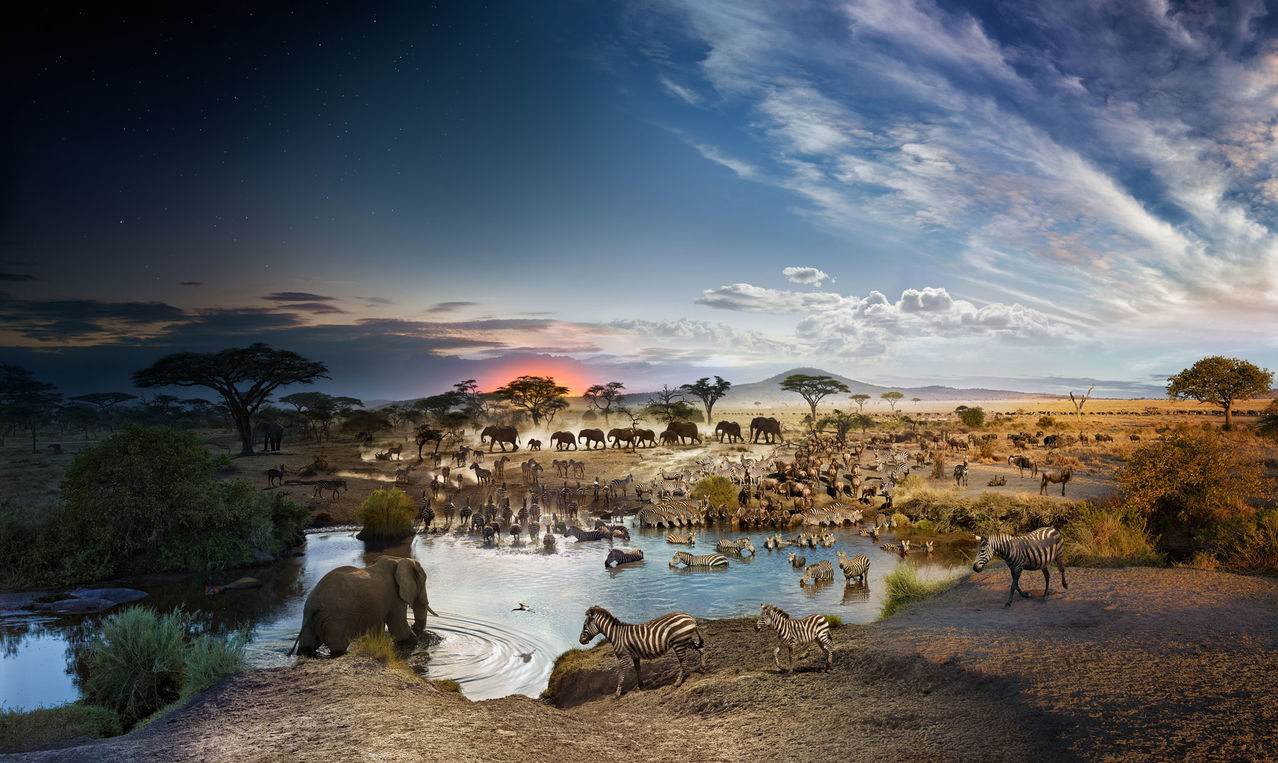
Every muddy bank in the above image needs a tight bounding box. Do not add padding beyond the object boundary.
[17,567,1277,762]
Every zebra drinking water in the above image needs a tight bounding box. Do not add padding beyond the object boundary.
[669,551,729,569]
[754,604,833,672]
[800,559,834,586]
[605,548,645,568]
[578,605,706,698]
[666,533,696,545]
[973,527,1068,607]
[716,537,756,556]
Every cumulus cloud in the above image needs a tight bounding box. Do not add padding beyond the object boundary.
[782,266,829,286]
[695,283,849,313]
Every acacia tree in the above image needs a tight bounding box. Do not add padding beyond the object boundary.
[645,385,699,424]
[0,365,63,453]
[881,390,904,413]
[133,344,328,456]
[69,392,136,432]
[1166,356,1273,429]
[816,409,855,443]
[583,382,625,425]
[281,392,363,441]
[494,375,569,426]
[681,376,732,424]
[849,393,871,413]
[780,374,850,427]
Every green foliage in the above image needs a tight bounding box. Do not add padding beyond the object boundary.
[0,703,122,753]
[680,376,731,422]
[895,485,1075,535]
[1062,501,1164,567]
[349,629,409,672]
[780,374,851,424]
[956,405,985,428]
[1117,428,1272,529]
[1257,399,1278,439]
[1037,416,1056,429]
[912,519,935,533]
[849,393,871,412]
[81,607,242,728]
[1167,355,1272,426]
[357,488,417,541]
[881,390,904,411]
[879,563,963,619]
[823,614,843,628]
[641,400,703,424]
[494,375,569,425]
[891,511,911,530]
[0,425,307,586]
[690,475,737,507]
[1202,508,1278,574]
[0,364,62,451]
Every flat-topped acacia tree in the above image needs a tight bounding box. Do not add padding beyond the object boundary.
[1166,356,1273,430]
[133,343,329,456]
[780,374,850,427]
[494,375,569,426]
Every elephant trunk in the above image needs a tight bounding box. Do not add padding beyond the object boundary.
[411,597,439,638]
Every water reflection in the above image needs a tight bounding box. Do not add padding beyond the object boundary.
[1,524,968,709]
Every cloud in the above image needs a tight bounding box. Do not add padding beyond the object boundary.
[695,283,849,313]
[0,297,187,342]
[0,273,36,282]
[426,300,479,313]
[659,75,701,105]
[179,281,203,287]
[782,266,829,286]
[263,292,337,302]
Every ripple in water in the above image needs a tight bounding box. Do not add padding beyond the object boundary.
[406,612,555,700]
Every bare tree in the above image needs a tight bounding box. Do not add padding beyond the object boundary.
[1068,385,1095,426]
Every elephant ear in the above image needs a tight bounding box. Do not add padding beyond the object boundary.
[395,558,423,604]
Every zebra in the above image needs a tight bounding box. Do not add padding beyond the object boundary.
[818,531,835,547]
[788,550,806,568]
[605,548,645,568]
[755,604,833,672]
[800,559,834,586]
[836,551,870,584]
[578,605,706,697]
[973,527,1068,608]
[879,542,901,553]
[666,533,696,545]
[953,459,969,487]
[716,537,755,556]
[669,551,729,569]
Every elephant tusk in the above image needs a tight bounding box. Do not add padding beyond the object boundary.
[427,605,440,617]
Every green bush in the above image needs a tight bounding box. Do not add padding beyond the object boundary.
[823,614,843,628]
[1062,501,1164,567]
[0,703,122,754]
[81,607,246,729]
[895,486,1074,535]
[1206,508,1278,574]
[879,562,963,619]
[690,475,737,507]
[912,519,935,534]
[356,488,417,541]
[1037,416,1056,429]
[956,405,985,428]
[0,425,309,586]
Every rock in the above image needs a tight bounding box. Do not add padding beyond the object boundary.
[66,588,148,605]
[39,597,121,615]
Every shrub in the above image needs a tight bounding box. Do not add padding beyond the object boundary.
[80,607,246,729]
[82,608,187,727]
[690,475,737,507]
[823,614,843,628]
[912,519,935,534]
[977,439,996,460]
[891,512,911,530]
[0,425,310,586]
[1062,501,1163,567]
[356,488,417,541]
[879,563,963,619]
[0,703,122,753]
[430,679,462,693]
[1207,508,1278,574]
[1256,399,1278,439]
[1037,416,1056,429]
[956,405,985,428]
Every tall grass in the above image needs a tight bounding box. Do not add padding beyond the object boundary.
[879,563,966,620]
[0,703,122,754]
[1062,501,1163,567]
[356,488,417,541]
[81,607,246,728]
[895,485,1075,534]
[348,629,416,679]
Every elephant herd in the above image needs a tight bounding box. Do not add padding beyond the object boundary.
[479,418,783,455]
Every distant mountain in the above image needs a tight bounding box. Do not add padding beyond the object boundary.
[714,367,1062,404]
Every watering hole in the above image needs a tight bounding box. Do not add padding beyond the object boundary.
[0,523,966,710]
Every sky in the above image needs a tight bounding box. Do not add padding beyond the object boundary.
[4,1,1278,400]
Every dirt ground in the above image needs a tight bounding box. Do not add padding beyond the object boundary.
[21,566,1277,762]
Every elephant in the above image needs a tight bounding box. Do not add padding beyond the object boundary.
[663,421,701,445]
[715,421,743,443]
[577,428,606,450]
[480,425,519,452]
[289,556,438,658]
[551,431,577,450]
[608,428,638,448]
[255,419,283,452]
[635,428,657,448]
[750,416,782,444]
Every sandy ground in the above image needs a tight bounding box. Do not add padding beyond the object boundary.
[21,567,1277,762]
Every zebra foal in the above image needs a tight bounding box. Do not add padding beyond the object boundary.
[973,527,1068,607]
[755,603,833,672]
[579,605,706,697]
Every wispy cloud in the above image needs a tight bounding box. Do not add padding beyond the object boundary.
[426,300,479,313]
[263,292,337,302]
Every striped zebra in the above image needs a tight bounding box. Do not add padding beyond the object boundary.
[788,550,806,568]
[755,604,833,672]
[578,605,706,697]
[666,533,696,545]
[669,551,729,569]
[605,548,644,568]
[973,527,1068,608]
[800,559,834,586]
[836,551,870,584]
[716,537,755,555]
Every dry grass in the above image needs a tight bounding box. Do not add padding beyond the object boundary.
[0,703,122,754]
[1062,502,1164,567]
[348,630,417,679]
[895,485,1076,534]
[878,562,967,619]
